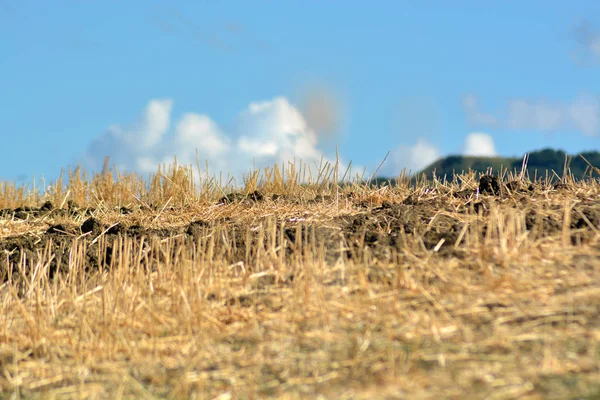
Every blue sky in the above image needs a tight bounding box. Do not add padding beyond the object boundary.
[1,1,600,184]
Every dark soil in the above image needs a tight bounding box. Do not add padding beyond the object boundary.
[2,175,600,282]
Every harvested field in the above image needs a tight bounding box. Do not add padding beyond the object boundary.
[1,163,599,399]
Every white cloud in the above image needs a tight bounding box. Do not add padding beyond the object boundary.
[235,97,322,166]
[464,93,600,136]
[83,97,346,182]
[569,94,600,137]
[175,114,229,154]
[143,99,173,148]
[505,99,564,131]
[106,99,172,150]
[463,132,496,157]
[384,137,441,175]
[384,133,498,176]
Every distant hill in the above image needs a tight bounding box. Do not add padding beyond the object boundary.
[369,148,600,186]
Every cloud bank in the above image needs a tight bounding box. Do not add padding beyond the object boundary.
[83,97,344,182]
[463,93,600,137]
[85,95,503,180]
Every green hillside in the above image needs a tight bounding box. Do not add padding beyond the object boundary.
[370,148,600,186]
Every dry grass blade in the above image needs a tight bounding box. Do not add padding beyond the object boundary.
[0,159,599,399]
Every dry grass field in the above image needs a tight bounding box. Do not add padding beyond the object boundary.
[1,160,599,399]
